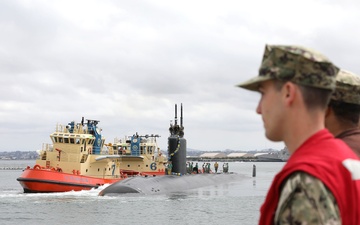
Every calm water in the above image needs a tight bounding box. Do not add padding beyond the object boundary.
[0,160,284,225]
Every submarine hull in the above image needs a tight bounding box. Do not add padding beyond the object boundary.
[99,173,245,196]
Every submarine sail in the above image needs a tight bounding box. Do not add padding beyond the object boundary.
[168,103,186,175]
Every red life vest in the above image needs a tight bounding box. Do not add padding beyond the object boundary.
[259,129,360,225]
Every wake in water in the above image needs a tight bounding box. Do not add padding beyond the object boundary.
[0,183,111,200]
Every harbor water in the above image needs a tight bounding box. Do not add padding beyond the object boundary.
[0,160,285,225]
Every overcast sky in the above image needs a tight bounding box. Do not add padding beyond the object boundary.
[1,0,360,152]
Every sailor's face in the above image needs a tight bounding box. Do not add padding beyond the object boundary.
[256,80,285,142]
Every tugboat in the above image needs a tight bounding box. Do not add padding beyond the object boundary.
[17,118,167,193]
[110,133,167,176]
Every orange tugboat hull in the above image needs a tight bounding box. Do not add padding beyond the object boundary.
[17,168,123,193]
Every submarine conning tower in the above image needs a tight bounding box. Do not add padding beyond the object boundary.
[168,103,186,175]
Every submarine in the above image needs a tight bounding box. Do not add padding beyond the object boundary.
[99,104,245,196]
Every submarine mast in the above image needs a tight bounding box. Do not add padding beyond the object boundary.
[168,103,186,175]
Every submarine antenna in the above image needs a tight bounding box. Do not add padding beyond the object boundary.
[180,103,183,128]
[180,103,184,137]
[174,104,178,126]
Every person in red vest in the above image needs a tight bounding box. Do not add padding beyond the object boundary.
[237,45,360,225]
[325,69,360,157]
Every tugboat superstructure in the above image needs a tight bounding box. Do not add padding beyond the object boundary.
[110,133,167,176]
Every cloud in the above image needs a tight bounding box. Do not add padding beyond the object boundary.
[1,0,359,152]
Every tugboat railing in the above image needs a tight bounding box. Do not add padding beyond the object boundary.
[41,143,53,152]
[55,123,92,134]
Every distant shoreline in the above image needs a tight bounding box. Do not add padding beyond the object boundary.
[186,157,287,162]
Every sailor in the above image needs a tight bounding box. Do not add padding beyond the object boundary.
[193,163,199,174]
[214,162,219,173]
[202,162,205,173]
[222,163,228,173]
[325,69,360,157]
[237,44,360,224]
[207,163,211,173]
[167,161,172,175]
[164,163,168,175]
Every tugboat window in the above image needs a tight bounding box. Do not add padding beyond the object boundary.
[64,138,69,143]
[59,137,63,143]
[140,146,144,154]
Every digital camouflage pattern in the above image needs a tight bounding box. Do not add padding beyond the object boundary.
[237,45,339,91]
[275,172,341,225]
[332,69,360,105]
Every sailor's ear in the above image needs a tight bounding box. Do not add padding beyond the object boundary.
[282,82,297,106]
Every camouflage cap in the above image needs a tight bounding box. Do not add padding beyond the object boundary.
[237,45,339,91]
[332,69,360,105]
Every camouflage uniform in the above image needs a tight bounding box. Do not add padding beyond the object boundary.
[237,45,338,91]
[332,69,360,104]
[236,45,355,225]
[275,172,341,225]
